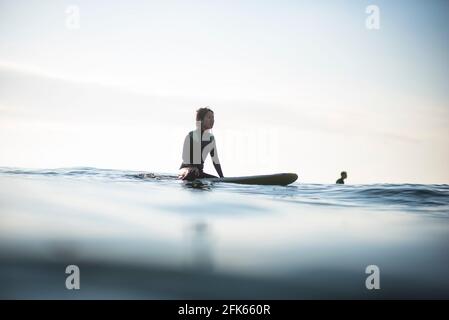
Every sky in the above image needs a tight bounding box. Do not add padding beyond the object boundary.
[0,0,448,183]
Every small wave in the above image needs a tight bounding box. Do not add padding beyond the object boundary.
[282,184,449,215]
[348,185,449,207]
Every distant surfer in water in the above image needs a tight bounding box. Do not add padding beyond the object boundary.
[336,171,347,184]
[178,107,224,181]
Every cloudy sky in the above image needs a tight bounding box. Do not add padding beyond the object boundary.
[1,0,448,183]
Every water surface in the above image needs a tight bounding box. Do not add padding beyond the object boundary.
[1,167,448,299]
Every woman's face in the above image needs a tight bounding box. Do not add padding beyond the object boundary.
[202,111,214,130]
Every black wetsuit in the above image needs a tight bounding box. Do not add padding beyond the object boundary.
[179,130,223,180]
[336,178,345,184]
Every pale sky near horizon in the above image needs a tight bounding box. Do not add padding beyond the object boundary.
[1,0,448,183]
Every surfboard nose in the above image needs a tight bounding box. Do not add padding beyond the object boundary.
[281,173,298,185]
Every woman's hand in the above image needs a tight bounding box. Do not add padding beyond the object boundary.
[178,167,200,180]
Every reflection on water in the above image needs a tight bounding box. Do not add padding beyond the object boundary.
[0,167,448,299]
[188,221,213,272]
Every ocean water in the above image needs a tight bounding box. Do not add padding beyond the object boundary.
[0,167,448,299]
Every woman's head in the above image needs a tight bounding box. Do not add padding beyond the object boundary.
[196,107,214,130]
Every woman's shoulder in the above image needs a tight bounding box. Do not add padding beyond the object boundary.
[202,131,215,141]
[186,129,215,141]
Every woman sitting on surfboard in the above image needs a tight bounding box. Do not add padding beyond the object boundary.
[178,107,224,181]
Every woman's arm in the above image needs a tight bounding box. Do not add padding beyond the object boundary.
[181,133,192,165]
[213,163,224,178]
[210,136,224,178]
